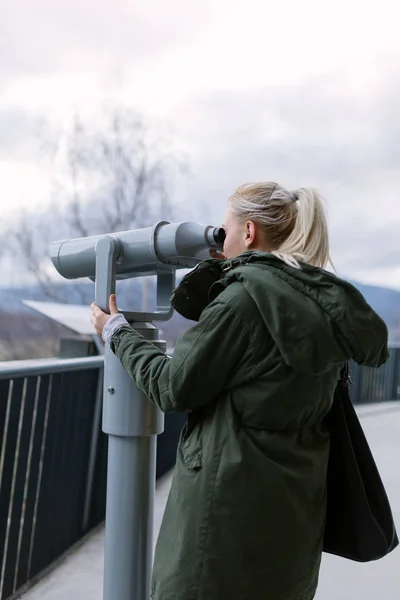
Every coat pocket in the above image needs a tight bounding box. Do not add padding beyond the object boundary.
[179,412,203,469]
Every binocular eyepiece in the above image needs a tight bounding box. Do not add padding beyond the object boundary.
[213,227,226,246]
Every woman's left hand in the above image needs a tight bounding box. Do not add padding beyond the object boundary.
[90,294,119,336]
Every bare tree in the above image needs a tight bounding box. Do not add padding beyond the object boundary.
[56,109,181,234]
[8,107,186,304]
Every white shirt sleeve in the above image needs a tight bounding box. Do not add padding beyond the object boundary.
[102,313,130,344]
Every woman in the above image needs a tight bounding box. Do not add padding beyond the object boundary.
[91,182,388,600]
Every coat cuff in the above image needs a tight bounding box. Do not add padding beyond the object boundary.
[102,313,130,344]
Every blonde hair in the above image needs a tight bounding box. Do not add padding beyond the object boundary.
[229,182,331,269]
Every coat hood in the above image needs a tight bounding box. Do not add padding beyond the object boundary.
[171,252,389,375]
[220,253,389,374]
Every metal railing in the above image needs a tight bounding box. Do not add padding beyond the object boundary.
[350,343,400,404]
[0,357,105,600]
[0,356,185,600]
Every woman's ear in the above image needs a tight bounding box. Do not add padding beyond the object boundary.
[244,221,256,248]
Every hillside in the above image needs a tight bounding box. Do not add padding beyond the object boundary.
[348,281,400,329]
[0,276,399,332]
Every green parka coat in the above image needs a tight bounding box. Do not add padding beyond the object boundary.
[110,253,389,600]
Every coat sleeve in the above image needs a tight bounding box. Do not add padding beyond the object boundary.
[109,297,247,413]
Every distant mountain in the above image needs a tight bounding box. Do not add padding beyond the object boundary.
[0,276,399,331]
[0,280,145,314]
[348,281,400,328]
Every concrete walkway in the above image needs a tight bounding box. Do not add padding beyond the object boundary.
[19,403,400,600]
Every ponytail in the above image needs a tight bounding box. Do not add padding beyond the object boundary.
[272,187,331,269]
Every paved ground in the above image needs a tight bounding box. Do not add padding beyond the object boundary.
[316,402,400,600]
[19,402,400,600]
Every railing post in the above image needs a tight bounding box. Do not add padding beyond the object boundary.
[82,368,104,532]
[389,347,400,400]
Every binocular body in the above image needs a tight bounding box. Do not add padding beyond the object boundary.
[50,221,225,281]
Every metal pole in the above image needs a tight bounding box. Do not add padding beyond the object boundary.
[102,322,164,600]
[93,235,165,599]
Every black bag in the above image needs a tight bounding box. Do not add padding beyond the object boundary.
[323,364,399,561]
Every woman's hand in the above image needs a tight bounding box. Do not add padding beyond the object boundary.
[90,294,119,336]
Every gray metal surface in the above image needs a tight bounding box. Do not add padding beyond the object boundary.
[104,435,157,600]
[95,236,118,312]
[102,331,165,600]
[92,231,176,322]
[50,221,224,280]
[93,230,166,600]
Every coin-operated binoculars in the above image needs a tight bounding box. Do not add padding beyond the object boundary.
[50,221,225,600]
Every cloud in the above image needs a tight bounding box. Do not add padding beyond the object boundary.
[330,221,400,276]
[162,66,400,285]
[0,0,399,288]
[168,64,400,210]
[0,0,216,84]
[0,108,47,161]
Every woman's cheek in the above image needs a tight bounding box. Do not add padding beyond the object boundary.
[223,239,230,258]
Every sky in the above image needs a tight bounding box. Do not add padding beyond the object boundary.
[1,0,400,289]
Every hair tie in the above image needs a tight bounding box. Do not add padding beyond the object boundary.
[289,190,298,202]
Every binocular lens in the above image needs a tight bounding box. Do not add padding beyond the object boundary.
[213,227,226,246]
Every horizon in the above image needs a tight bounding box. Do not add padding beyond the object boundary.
[1,271,400,294]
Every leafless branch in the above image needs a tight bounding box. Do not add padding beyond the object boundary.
[9,105,183,304]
